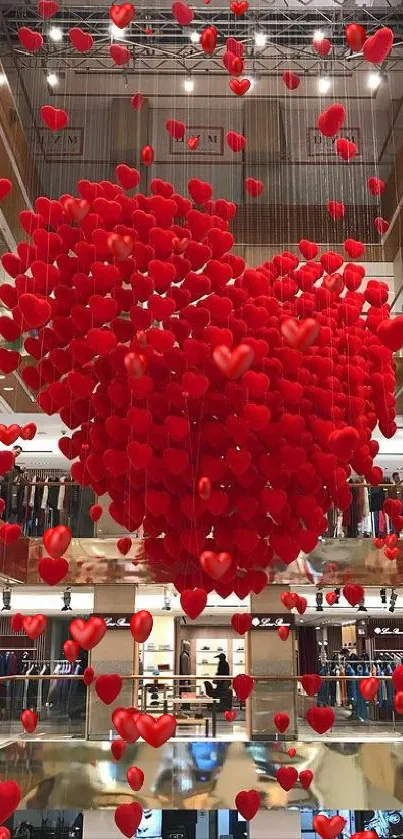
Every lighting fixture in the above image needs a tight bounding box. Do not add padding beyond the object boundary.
[183,76,194,93]
[1,587,11,611]
[162,586,172,611]
[46,73,59,87]
[380,587,387,605]
[254,31,267,48]
[315,590,323,612]
[247,76,255,89]
[190,30,200,43]
[318,75,331,94]
[313,29,325,42]
[109,22,126,38]
[61,587,72,611]
[2,387,13,392]
[48,26,63,42]
[368,71,382,91]
[0,375,5,380]
[389,588,398,613]
[0,74,7,86]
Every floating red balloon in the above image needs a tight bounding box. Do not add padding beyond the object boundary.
[235,790,260,821]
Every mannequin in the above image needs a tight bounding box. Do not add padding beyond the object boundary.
[179,640,190,697]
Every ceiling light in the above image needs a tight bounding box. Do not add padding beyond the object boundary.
[190,30,200,43]
[109,22,126,38]
[318,75,331,94]
[0,375,5,380]
[254,31,267,48]
[368,71,382,91]
[2,387,13,391]
[0,74,7,86]
[48,26,63,42]
[183,76,194,93]
[313,29,325,42]
[46,72,59,87]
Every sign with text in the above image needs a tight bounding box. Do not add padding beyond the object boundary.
[251,614,294,630]
[33,126,84,159]
[307,126,361,158]
[95,614,132,629]
[169,125,224,157]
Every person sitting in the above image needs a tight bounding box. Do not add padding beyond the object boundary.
[204,653,233,711]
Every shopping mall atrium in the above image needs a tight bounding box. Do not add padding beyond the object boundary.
[0,0,402,836]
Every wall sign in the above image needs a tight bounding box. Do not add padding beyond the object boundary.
[169,126,224,157]
[33,127,84,159]
[251,614,294,630]
[307,127,361,158]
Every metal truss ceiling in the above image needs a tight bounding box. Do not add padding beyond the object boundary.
[1,4,402,74]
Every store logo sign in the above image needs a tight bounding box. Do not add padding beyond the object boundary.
[251,614,294,630]
[373,626,403,635]
[95,614,132,629]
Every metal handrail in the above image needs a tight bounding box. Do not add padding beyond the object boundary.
[0,673,394,681]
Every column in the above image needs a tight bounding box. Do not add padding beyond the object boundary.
[248,586,297,740]
[87,585,137,738]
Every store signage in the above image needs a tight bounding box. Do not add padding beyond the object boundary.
[373,626,403,635]
[95,614,132,629]
[251,614,294,630]
[307,126,360,158]
[33,127,84,159]
[367,621,403,638]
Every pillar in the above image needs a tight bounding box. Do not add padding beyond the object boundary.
[87,585,137,738]
[250,810,301,839]
[248,586,297,740]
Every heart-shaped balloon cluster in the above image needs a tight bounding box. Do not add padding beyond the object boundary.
[1,174,396,596]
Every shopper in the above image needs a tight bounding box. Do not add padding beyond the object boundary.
[204,653,233,711]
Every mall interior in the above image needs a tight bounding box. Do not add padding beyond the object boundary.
[0,0,402,837]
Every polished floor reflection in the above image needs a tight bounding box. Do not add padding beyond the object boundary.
[1,739,403,811]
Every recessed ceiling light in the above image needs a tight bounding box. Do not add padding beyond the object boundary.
[313,29,325,42]
[190,30,200,43]
[255,31,267,48]
[0,376,5,380]
[183,76,195,93]
[109,22,126,38]
[3,387,14,392]
[368,71,382,91]
[318,75,331,94]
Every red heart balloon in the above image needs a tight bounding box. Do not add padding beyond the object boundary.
[21,709,38,733]
[38,556,69,586]
[40,106,69,131]
[306,706,335,734]
[226,131,246,153]
[64,640,80,663]
[38,0,59,18]
[325,592,337,606]
[313,816,346,839]
[345,23,366,52]
[172,0,194,24]
[0,781,21,823]
[131,93,144,110]
[300,674,322,697]
[282,71,300,90]
[165,119,186,140]
[68,27,93,52]
[395,691,403,714]
[11,613,23,633]
[112,707,140,742]
[299,769,314,789]
[200,550,232,579]
[276,766,298,791]
[109,3,135,27]
[224,710,237,721]
[95,674,123,705]
[368,176,385,196]
[231,613,252,634]
[312,36,332,56]
[318,103,346,138]
[274,712,290,733]
[359,677,380,701]
[127,766,144,791]
[229,78,251,96]
[22,614,47,639]
[83,666,95,685]
[136,713,177,746]
[363,27,393,64]
[114,803,143,838]
[70,617,107,650]
[235,789,260,821]
[130,610,153,643]
[343,583,364,607]
[18,27,43,52]
[180,588,207,619]
[111,738,126,761]
[233,674,254,700]
[43,525,72,558]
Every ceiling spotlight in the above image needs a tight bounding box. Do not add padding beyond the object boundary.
[109,22,126,38]
[46,72,59,87]
[0,74,7,86]
[315,590,323,612]
[318,75,331,94]
[380,587,387,605]
[48,26,63,42]
[254,31,267,48]
[162,586,172,611]
[2,587,11,611]
[190,30,200,43]
[313,29,325,42]
[368,71,382,91]
[183,76,194,93]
